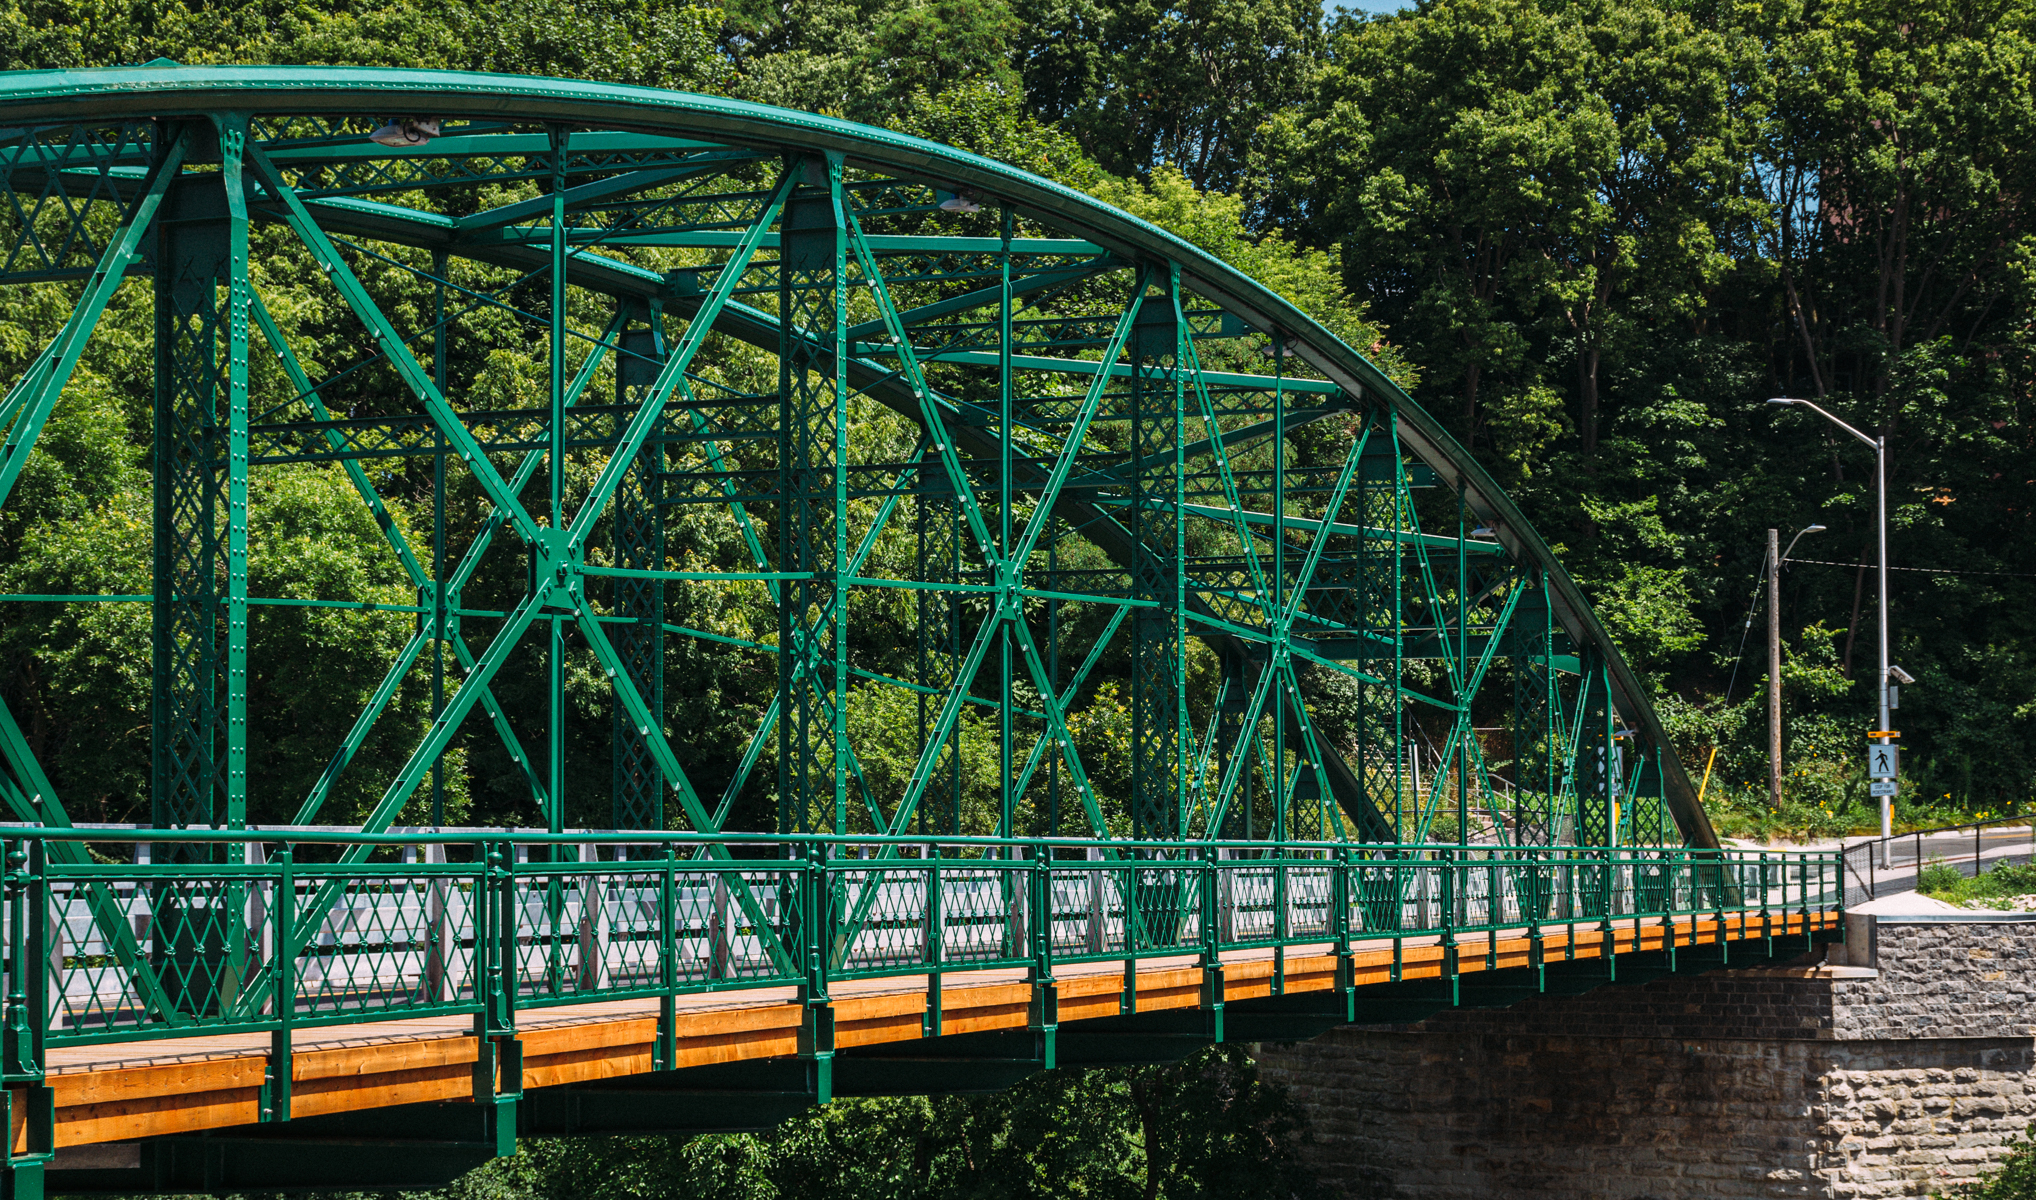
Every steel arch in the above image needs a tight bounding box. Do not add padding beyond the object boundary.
[0,64,1719,851]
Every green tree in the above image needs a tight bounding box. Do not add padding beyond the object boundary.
[1014,0,1323,192]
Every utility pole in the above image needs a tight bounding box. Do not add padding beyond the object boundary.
[1767,527,1782,809]
[1768,397,1891,859]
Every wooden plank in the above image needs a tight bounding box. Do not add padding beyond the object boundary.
[30,904,1844,1149]
[1057,990,1123,1023]
[294,1036,478,1083]
[519,1018,659,1061]
[669,1025,800,1071]
[837,1011,926,1050]
[55,1086,261,1149]
[940,983,1032,1014]
[291,1063,473,1121]
[834,992,927,1024]
[50,1056,267,1110]
[524,1043,656,1091]
[937,1001,1029,1037]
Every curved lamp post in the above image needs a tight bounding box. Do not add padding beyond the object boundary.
[1768,398,1894,854]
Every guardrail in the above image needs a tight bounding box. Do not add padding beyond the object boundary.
[0,830,1842,1083]
[1841,816,2036,905]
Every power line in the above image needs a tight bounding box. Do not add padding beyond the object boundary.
[1785,557,2036,580]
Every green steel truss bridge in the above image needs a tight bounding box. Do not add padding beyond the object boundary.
[0,66,1838,1197]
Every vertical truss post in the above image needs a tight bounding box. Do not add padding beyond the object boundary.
[914,470,962,837]
[1455,483,1470,846]
[1044,524,1061,839]
[1357,416,1406,842]
[1271,338,1287,846]
[546,128,569,838]
[777,153,847,836]
[1128,271,1182,841]
[217,118,251,841]
[1511,572,1558,845]
[613,298,668,832]
[1576,655,1612,847]
[997,205,1016,842]
[214,115,253,1014]
[430,251,450,828]
[151,118,235,860]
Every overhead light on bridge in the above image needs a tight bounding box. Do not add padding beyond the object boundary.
[938,187,984,214]
[369,118,441,148]
[1470,525,1499,540]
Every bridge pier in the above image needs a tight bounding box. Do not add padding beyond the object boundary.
[1259,912,2036,1199]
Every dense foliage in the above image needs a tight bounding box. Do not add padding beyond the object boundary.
[2,0,2026,842]
[1944,1123,2036,1199]
[0,0,2030,1194]
[1258,0,2036,837]
[278,1047,1321,1200]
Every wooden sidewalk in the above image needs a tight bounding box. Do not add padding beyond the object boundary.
[22,909,1836,1151]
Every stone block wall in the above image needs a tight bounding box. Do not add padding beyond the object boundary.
[1830,921,2036,1041]
[1257,917,2036,1200]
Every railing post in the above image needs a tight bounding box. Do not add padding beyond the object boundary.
[1332,847,1351,958]
[924,848,944,1038]
[1200,843,1224,1042]
[1440,849,1457,1005]
[1598,847,1615,979]
[798,840,834,1105]
[655,845,676,1072]
[1,835,50,1192]
[1005,844,1026,959]
[498,840,518,1030]
[1333,846,1355,1022]
[423,842,450,1003]
[1484,850,1498,972]
[1084,846,1103,956]
[1273,848,1289,995]
[3,839,43,1083]
[472,839,519,1106]
[1028,844,1057,1069]
[266,846,294,1122]
[576,842,609,992]
[710,861,732,981]
[1759,852,1773,950]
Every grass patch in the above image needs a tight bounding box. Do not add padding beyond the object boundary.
[1915,857,2036,907]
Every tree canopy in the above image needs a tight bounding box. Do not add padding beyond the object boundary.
[0,0,2030,837]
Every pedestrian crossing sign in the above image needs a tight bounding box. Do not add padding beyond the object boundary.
[1868,743,1898,779]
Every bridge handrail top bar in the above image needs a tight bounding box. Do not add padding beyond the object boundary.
[1841,813,2034,851]
[0,823,1832,858]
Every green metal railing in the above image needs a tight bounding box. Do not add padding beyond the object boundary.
[0,829,1841,1084]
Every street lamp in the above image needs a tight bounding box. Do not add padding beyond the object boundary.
[1782,524,1827,562]
[1766,523,1826,811]
[1767,398,1894,856]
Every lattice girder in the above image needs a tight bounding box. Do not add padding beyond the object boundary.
[0,66,1718,870]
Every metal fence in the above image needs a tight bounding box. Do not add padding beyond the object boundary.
[1841,817,2036,906]
[0,830,1841,1071]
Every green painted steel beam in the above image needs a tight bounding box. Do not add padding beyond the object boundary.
[0,65,1718,861]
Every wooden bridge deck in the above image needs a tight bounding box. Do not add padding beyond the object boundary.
[25,909,1835,1152]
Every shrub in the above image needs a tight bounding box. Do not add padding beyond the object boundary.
[1918,859,1965,895]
